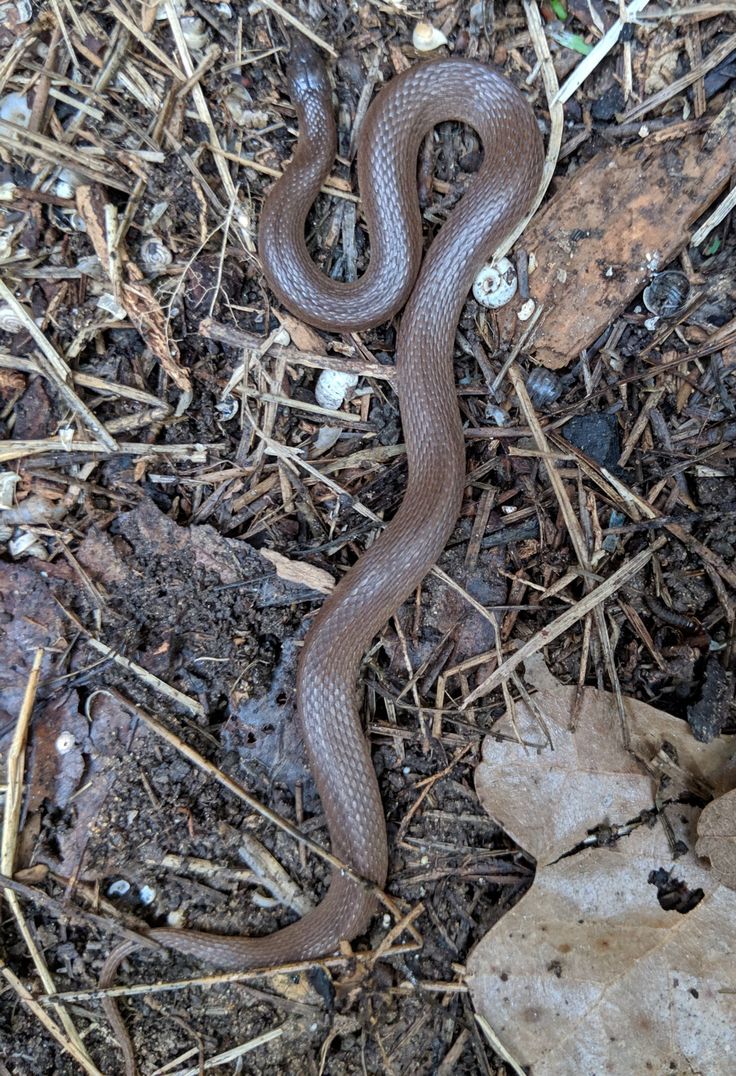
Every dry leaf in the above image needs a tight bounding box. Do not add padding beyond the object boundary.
[697,789,736,891]
[467,657,736,1075]
[260,547,334,594]
[475,655,736,867]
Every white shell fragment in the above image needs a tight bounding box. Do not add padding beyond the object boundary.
[412,20,448,52]
[97,293,127,320]
[315,369,359,411]
[517,298,536,321]
[472,257,518,309]
[0,91,31,128]
[107,879,131,897]
[180,16,209,51]
[140,236,173,273]
[138,885,156,905]
[484,402,510,426]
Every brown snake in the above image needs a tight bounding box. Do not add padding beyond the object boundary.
[100,41,543,1073]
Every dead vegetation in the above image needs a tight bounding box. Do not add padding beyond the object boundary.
[0,1,735,1074]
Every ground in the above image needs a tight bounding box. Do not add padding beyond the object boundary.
[0,2,735,1075]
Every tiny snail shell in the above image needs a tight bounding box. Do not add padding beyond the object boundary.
[526,367,562,408]
[412,20,448,52]
[54,167,82,199]
[642,270,690,318]
[216,396,239,420]
[472,257,518,309]
[55,731,76,754]
[140,236,173,273]
[180,16,209,51]
[0,304,25,333]
[315,369,359,411]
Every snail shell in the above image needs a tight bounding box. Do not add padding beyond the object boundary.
[526,367,562,408]
[412,21,448,52]
[140,237,173,273]
[642,270,690,318]
[473,257,518,309]
[0,304,25,333]
[180,16,209,51]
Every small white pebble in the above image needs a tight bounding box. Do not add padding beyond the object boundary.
[138,885,156,905]
[472,258,517,309]
[108,879,131,897]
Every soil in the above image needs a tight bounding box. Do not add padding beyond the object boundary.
[1,2,735,1075]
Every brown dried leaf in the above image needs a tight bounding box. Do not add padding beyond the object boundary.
[697,789,736,891]
[475,655,736,867]
[468,658,736,1074]
[259,547,334,594]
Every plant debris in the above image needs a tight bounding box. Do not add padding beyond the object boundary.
[1,1,735,1074]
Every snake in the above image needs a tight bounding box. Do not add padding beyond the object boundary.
[100,40,543,1074]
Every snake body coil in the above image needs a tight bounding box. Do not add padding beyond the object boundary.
[102,42,543,1073]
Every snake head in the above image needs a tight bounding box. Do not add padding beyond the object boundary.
[287,37,331,102]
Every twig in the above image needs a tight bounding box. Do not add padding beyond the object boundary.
[461,538,667,706]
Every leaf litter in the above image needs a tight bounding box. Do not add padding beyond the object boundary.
[468,654,736,1075]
